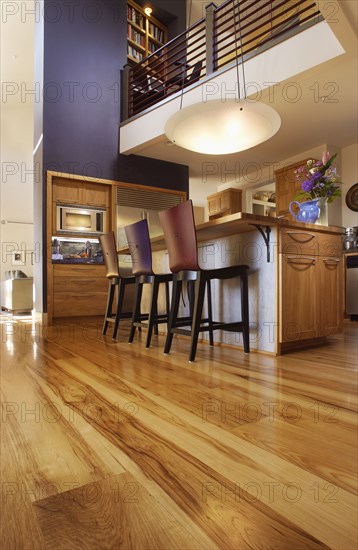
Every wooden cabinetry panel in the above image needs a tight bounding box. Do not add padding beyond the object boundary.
[275,159,313,219]
[53,178,110,207]
[279,229,343,344]
[207,188,242,220]
[53,180,82,204]
[280,254,317,342]
[319,256,343,336]
[82,182,109,207]
[53,264,108,318]
[319,233,343,257]
[53,293,108,317]
[280,229,319,256]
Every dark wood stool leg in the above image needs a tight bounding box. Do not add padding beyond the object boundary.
[146,278,159,348]
[164,276,181,354]
[241,271,250,353]
[187,279,195,318]
[128,279,143,343]
[103,280,116,335]
[113,279,126,340]
[165,281,170,331]
[206,279,214,346]
[189,272,207,362]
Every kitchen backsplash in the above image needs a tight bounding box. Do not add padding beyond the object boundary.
[51,237,103,263]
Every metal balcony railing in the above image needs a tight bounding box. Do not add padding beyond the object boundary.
[122,0,322,121]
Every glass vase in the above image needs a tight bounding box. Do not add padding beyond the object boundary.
[316,198,328,225]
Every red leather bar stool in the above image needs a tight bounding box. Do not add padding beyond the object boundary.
[99,231,136,339]
[124,219,172,347]
[159,200,250,362]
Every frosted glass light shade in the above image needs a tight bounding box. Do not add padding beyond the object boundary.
[165,99,281,154]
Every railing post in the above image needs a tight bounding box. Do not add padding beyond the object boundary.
[121,64,130,121]
[205,3,216,76]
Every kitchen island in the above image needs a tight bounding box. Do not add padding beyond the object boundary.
[120,213,344,355]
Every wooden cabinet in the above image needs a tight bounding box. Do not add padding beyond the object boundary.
[319,256,343,336]
[53,178,110,207]
[82,182,109,207]
[279,228,343,345]
[53,180,82,204]
[52,264,108,318]
[275,159,313,220]
[127,0,167,64]
[207,188,242,220]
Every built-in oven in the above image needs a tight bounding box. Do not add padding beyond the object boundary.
[56,205,106,235]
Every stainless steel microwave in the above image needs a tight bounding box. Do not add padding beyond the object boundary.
[56,205,106,235]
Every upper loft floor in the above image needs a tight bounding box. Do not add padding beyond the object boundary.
[122,0,323,121]
[119,0,355,160]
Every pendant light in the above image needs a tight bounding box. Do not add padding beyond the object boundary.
[165,0,281,155]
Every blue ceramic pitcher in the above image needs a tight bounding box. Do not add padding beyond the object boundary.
[289,199,320,223]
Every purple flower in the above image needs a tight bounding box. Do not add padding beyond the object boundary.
[302,180,313,192]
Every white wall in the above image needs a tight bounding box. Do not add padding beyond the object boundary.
[341,143,358,229]
[0,106,35,282]
[0,3,35,307]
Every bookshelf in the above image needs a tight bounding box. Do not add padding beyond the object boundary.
[127,0,167,64]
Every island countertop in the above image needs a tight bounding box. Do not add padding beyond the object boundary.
[118,212,344,254]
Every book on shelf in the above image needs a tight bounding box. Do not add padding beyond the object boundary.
[148,41,158,54]
[128,5,144,29]
[127,45,143,62]
[148,22,164,42]
[127,24,145,47]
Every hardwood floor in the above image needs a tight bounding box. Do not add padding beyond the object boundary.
[1,313,357,549]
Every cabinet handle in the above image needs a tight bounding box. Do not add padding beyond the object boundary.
[323,258,340,264]
[70,267,97,272]
[285,231,316,238]
[69,294,97,298]
[286,256,317,263]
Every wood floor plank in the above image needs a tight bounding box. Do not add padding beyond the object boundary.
[1,314,357,549]
[33,472,216,550]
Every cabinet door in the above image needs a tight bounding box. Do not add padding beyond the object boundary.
[53,181,82,204]
[319,256,343,337]
[275,168,301,219]
[275,159,313,219]
[280,254,318,342]
[219,191,231,212]
[208,197,220,216]
[82,182,109,207]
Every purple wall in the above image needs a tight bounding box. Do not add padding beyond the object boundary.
[43,0,188,189]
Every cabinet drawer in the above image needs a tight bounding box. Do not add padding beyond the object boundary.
[319,234,343,257]
[53,265,106,279]
[54,277,108,293]
[53,292,107,317]
[280,229,319,256]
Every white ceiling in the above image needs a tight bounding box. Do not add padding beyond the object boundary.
[133,0,358,192]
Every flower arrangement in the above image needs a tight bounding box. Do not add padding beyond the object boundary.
[295,152,341,203]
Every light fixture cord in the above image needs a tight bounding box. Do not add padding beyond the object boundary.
[234,0,247,101]
[180,0,193,110]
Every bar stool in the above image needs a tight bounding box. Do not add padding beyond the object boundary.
[99,231,136,339]
[159,200,250,362]
[124,219,172,347]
